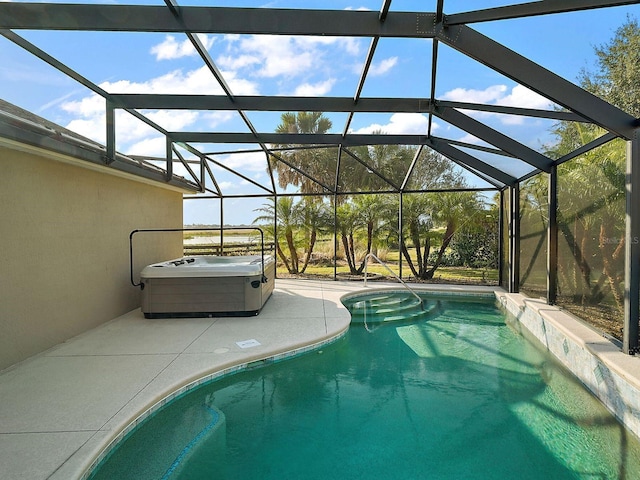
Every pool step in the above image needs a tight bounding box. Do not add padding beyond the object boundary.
[349,293,434,325]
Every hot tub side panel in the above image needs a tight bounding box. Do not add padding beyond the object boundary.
[141,260,274,318]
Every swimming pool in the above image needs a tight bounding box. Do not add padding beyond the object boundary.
[88,292,640,479]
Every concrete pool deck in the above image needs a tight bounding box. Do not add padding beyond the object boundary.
[2,279,638,480]
[0,279,499,480]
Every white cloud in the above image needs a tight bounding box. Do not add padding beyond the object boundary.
[126,136,167,157]
[441,84,553,126]
[216,54,261,71]
[146,110,200,131]
[218,34,361,82]
[369,57,398,76]
[97,66,255,95]
[221,151,268,173]
[351,113,429,135]
[441,84,552,109]
[441,85,508,104]
[234,36,315,78]
[499,84,552,109]
[201,111,237,128]
[151,34,215,60]
[61,93,105,117]
[457,133,484,145]
[293,79,336,96]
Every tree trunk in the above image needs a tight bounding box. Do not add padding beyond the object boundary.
[400,238,419,278]
[422,236,431,278]
[424,221,454,280]
[341,233,357,274]
[356,220,375,274]
[300,229,317,273]
[275,241,292,274]
[348,234,359,274]
[285,227,299,274]
[410,224,423,277]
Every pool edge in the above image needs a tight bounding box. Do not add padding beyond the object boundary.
[78,325,350,480]
[498,292,640,441]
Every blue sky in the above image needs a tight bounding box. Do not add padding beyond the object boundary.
[2,1,640,225]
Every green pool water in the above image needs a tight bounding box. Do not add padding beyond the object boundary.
[89,292,640,479]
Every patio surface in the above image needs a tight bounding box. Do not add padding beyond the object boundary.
[0,279,499,480]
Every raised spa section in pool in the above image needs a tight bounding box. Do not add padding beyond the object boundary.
[88,291,640,480]
[140,254,275,318]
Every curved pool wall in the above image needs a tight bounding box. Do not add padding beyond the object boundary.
[80,284,640,479]
[80,328,349,480]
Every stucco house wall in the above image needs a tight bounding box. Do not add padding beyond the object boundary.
[0,143,184,370]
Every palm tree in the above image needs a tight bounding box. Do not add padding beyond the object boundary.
[345,141,415,191]
[336,200,360,274]
[269,112,334,194]
[297,198,331,273]
[254,196,331,275]
[336,195,386,275]
[254,197,300,274]
[397,193,433,278]
[424,192,482,279]
[394,192,482,280]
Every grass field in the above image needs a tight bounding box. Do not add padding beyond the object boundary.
[183,230,498,285]
[278,263,498,285]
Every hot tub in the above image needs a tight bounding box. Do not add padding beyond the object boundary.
[140,255,275,318]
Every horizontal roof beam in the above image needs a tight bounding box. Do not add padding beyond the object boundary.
[110,94,433,112]
[170,132,430,146]
[0,4,437,37]
[111,94,586,121]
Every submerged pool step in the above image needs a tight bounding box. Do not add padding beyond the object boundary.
[353,294,419,310]
[349,293,432,324]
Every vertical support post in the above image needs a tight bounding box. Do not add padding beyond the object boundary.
[509,184,520,293]
[165,136,173,181]
[273,195,278,278]
[199,156,206,193]
[333,192,338,281]
[498,189,504,288]
[334,148,341,282]
[105,101,115,164]
[547,165,558,305]
[624,134,640,354]
[219,197,224,255]
[398,192,403,281]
